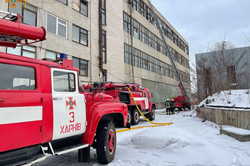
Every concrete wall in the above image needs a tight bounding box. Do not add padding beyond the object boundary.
[198,107,250,130]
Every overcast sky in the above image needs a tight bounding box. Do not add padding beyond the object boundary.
[150,0,250,65]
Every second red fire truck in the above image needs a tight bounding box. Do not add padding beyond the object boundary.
[83,82,156,125]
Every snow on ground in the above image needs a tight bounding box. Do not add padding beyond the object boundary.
[222,126,250,136]
[200,89,250,109]
[35,110,250,166]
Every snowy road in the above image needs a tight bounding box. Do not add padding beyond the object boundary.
[35,110,250,166]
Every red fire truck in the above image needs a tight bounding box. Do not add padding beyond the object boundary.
[83,82,156,125]
[0,12,128,165]
[165,96,191,114]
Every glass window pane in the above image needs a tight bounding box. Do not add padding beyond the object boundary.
[0,63,35,90]
[73,57,80,68]
[72,25,79,42]
[79,60,88,76]
[53,71,76,92]
[23,9,36,26]
[80,32,87,45]
[46,51,57,60]
[80,1,88,16]
[23,46,35,52]
[69,73,76,91]
[58,24,66,38]
[47,14,57,34]
[7,47,21,55]
[58,20,67,38]
[22,51,35,58]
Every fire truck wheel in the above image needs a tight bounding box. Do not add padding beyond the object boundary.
[96,120,116,164]
[127,111,132,127]
[132,110,140,125]
[148,108,155,121]
[78,146,90,162]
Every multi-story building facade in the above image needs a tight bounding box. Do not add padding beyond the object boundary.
[0,0,190,104]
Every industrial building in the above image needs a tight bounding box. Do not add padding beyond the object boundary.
[0,0,190,104]
[196,46,250,101]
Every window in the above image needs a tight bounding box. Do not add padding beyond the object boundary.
[124,43,177,79]
[132,0,139,11]
[102,70,107,82]
[132,19,140,39]
[127,1,188,52]
[100,0,106,25]
[53,71,76,92]
[57,0,68,5]
[73,57,89,76]
[45,50,60,60]
[0,63,35,90]
[101,30,107,63]
[124,43,132,65]
[9,3,37,26]
[123,12,131,34]
[58,19,67,37]
[227,65,237,84]
[47,13,67,38]
[73,0,88,17]
[80,0,88,16]
[72,24,88,46]
[139,0,145,16]
[7,46,36,58]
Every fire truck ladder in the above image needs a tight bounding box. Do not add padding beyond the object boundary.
[0,11,46,48]
[147,1,189,99]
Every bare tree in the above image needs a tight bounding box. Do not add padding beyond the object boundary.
[196,41,237,101]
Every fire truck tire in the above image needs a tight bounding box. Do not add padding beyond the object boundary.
[148,108,155,121]
[96,120,116,164]
[78,146,90,162]
[127,111,132,128]
[132,110,140,125]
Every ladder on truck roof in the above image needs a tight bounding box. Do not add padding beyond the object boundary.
[146,1,189,100]
[0,11,18,21]
[0,11,46,48]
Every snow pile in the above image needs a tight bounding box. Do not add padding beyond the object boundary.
[36,111,250,166]
[223,126,250,136]
[200,89,250,109]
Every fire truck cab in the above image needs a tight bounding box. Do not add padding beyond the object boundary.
[83,83,156,125]
[0,12,128,165]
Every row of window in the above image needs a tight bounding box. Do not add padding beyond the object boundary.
[9,3,89,46]
[6,47,89,77]
[129,0,189,54]
[47,13,89,45]
[57,0,88,17]
[123,12,189,68]
[124,43,190,83]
